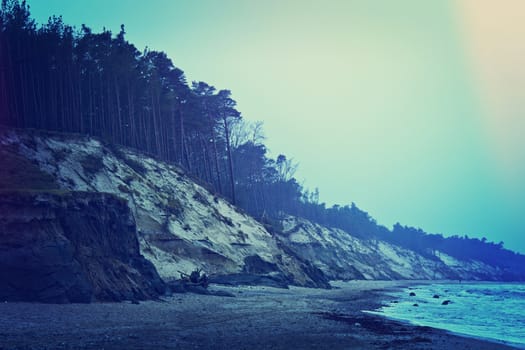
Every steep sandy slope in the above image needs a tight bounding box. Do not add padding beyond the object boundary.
[1,128,509,285]
[278,217,505,281]
[0,129,324,287]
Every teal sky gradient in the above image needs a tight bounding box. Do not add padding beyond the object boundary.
[28,0,525,253]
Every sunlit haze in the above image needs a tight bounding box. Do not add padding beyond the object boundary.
[29,0,525,253]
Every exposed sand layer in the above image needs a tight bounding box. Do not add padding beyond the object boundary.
[0,281,519,349]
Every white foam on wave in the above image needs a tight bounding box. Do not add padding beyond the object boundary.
[368,282,525,348]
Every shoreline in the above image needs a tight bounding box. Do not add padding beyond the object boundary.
[361,280,525,350]
[368,310,525,350]
[0,280,521,349]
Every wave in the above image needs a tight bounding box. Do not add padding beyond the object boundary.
[367,282,525,348]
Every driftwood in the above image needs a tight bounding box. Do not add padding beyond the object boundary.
[168,269,234,297]
[178,269,209,288]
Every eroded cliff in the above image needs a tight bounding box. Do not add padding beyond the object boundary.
[278,217,507,281]
[0,191,165,303]
[0,128,519,295]
[0,128,327,288]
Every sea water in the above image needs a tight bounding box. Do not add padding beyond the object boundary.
[368,282,525,348]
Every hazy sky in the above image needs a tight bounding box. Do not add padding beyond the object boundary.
[29,0,525,253]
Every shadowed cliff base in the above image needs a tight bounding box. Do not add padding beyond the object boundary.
[0,191,165,303]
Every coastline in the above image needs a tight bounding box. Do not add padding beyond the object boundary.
[0,280,520,349]
[358,280,525,350]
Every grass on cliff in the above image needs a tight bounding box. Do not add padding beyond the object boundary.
[0,146,60,191]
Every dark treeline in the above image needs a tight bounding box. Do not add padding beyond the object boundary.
[1,0,523,273]
[0,0,306,215]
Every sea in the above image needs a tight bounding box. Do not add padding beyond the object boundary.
[367,282,525,349]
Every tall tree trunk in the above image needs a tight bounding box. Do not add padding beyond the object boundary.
[127,81,136,147]
[114,75,122,143]
[211,131,222,194]
[179,108,186,167]
[223,116,236,205]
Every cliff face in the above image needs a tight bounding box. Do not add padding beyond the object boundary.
[278,217,506,281]
[0,128,516,290]
[0,129,326,288]
[0,191,165,303]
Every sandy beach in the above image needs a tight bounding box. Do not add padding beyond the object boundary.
[0,281,519,349]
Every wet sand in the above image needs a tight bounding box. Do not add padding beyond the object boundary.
[0,280,519,349]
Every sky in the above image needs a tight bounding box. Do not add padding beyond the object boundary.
[28,0,525,253]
